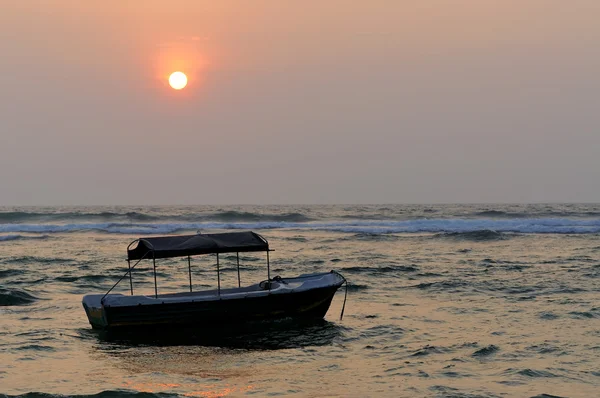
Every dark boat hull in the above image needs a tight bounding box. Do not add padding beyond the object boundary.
[98,286,339,330]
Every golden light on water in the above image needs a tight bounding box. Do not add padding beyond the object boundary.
[169,71,188,90]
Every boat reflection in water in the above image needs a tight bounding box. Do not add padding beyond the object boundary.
[93,318,345,350]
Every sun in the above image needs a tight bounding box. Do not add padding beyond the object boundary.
[168,71,188,90]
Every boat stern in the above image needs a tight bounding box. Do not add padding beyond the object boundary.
[82,294,108,329]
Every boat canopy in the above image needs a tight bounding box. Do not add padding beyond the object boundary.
[127,231,269,260]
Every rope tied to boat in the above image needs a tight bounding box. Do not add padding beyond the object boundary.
[332,270,348,321]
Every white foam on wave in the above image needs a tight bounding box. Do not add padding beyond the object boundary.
[2,218,600,235]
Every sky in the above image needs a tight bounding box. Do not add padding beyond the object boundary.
[1,1,599,205]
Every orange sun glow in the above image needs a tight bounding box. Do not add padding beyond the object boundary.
[168,71,188,90]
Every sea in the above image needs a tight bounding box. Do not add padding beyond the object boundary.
[1,204,599,397]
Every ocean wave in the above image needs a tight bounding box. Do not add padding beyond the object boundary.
[350,232,401,241]
[345,265,418,274]
[0,269,21,278]
[3,206,600,226]
[0,210,313,224]
[0,234,23,242]
[0,211,160,223]
[210,210,312,222]
[0,234,49,242]
[473,210,526,218]
[2,217,600,235]
[53,275,114,283]
[1,256,74,265]
[14,344,56,352]
[346,283,369,291]
[0,287,39,306]
[434,230,508,241]
[504,368,558,378]
[410,345,448,357]
[472,344,500,357]
[472,209,600,218]
[408,280,470,292]
[0,391,181,398]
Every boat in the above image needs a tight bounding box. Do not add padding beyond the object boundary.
[82,231,347,330]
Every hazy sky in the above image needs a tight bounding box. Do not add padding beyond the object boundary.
[1,1,599,205]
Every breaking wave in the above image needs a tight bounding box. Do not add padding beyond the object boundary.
[2,217,600,235]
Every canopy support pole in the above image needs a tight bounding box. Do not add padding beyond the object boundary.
[153,253,158,298]
[102,248,151,302]
[267,250,271,291]
[188,256,192,293]
[127,260,133,295]
[236,252,241,288]
[216,253,221,296]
